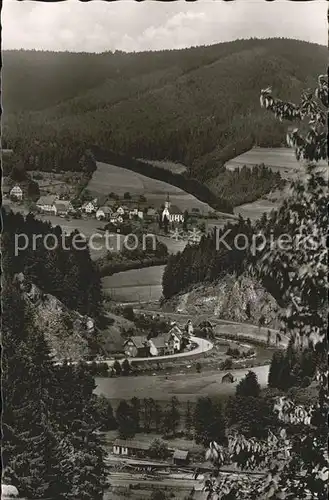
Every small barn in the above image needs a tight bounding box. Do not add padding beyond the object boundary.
[173,449,190,466]
[222,372,234,384]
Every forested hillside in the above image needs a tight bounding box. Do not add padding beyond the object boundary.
[3,39,326,190]
[2,210,102,318]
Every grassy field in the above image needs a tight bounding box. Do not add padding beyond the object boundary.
[225,147,304,180]
[94,364,269,403]
[87,162,214,214]
[102,265,166,303]
[139,158,188,175]
[233,188,287,222]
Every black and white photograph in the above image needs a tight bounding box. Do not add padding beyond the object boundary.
[1,1,328,499]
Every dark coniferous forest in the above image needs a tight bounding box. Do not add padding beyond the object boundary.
[2,38,326,206]
[2,210,102,317]
[1,212,108,499]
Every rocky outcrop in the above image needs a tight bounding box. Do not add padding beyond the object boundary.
[165,273,281,329]
[13,273,95,362]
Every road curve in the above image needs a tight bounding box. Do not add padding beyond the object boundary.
[128,336,213,363]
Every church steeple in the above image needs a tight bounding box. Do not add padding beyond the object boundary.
[165,192,171,209]
[162,193,171,221]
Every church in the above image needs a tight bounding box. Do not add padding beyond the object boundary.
[161,195,184,224]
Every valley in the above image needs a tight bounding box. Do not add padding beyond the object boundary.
[2,25,326,500]
[88,161,214,215]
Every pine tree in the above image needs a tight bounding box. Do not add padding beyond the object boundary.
[116,401,137,439]
[236,371,261,398]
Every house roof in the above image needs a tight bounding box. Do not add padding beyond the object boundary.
[173,449,189,460]
[54,200,71,210]
[222,372,234,380]
[151,335,169,349]
[169,325,183,339]
[82,200,94,206]
[10,185,22,191]
[113,439,151,450]
[36,195,58,206]
[98,206,113,213]
[124,336,148,349]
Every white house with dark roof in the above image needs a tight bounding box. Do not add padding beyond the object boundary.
[149,327,182,357]
[96,206,113,220]
[54,200,73,216]
[116,206,126,216]
[123,336,150,357]
[82,200,97,214]
[36,195,58,213]
[9,185,23,200]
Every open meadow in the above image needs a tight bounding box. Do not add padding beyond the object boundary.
[94,364,270,403]
[102,265,166,303]
[139,158,188,175]
[87,161,214,214]
[225,147,303,180]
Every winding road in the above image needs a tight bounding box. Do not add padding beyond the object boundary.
[126,336,213,363]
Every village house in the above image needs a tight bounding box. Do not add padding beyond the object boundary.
[109,213,124,225]
[82,199,98,214]
[54,200,73,216]
[9,185,23,201]
[36,195,58,213]
[116,206,125,216]
[112,439,151,458]
[149,336,171,357]
[222,373,235,384]
[146,207,158,220]
[96,206,113,221]
[149,328,181,357]
[129,208,144,220]
[173,449,190,466]
[123,336,150,358]
[167,325,184,351]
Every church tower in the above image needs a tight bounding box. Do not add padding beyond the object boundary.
[162,193,171,221]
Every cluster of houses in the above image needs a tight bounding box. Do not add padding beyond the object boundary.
[4,184,24,201]
[33,194,186,226]
[5,180,188,228]
[112,438,190,466]
[123,322,193,358]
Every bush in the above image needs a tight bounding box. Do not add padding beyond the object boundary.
[122,306,135,321]
[221,358,233,370]
[301,376,312,388]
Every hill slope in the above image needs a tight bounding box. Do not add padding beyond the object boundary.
[3,39,326,186]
